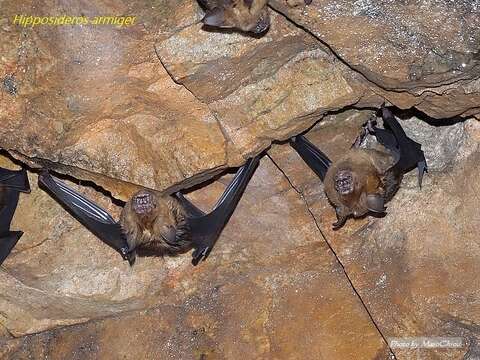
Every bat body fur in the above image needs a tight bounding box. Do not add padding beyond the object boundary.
[120,190,192,258]
[324,148,397,228]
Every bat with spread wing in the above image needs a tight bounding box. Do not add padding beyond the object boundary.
[0,168,31,265]
[290,104,427,229]
[39,156,260,265]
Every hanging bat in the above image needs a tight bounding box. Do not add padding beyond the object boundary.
[290,105,427,229]
[0,168,31,265]
[199,0,312,34]
[38,156,260,265]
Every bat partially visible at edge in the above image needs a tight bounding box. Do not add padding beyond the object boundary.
[38,156,260,266]
[0,168,31,265]
[199,0,312,34]
[290,105,427,229]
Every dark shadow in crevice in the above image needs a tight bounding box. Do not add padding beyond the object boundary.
[0,149,125,207]
[393,106,469,127]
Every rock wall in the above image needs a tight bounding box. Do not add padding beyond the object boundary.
[1,0,479,359]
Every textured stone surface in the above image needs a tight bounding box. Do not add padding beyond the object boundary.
[269,111,480,359]
[156,11,374,160]
[0,154,391,359]
[1,296,390,360]
[1,0,480,358]
[0,0,226,200]
[270,0,480,118]
[0,251,392,359]
[270,0,480,88]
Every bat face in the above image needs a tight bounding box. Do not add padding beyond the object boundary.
[202,0,270,34]
[131,190,158,223]
[333,170,354,195]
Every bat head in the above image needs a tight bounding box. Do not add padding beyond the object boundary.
[202,0,270,34]
[333,169,355,195]
[132,190,158,220]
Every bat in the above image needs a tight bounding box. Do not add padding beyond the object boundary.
[38,156,260,265]
[290,105,427,229]
[199,0,312,34]
[0,168,31,265]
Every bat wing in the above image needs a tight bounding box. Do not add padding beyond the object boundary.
[378,106,427,187]
[0,168,31,193]
[186,156,260,265]
[197,0,213,9]
[290,135,332,182]
[38,171,131,261]
[174,192,205,218]
[0,231,23,265]
[0,188,21,235]
[0,168,30,264]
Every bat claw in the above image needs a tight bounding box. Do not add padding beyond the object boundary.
[120,247,136,266]
[352,118,378,148]
[366,118,377,134]
[192,246,210,266]
[417,160,427,188]
[332,222,342,230]
[332,215,347,230]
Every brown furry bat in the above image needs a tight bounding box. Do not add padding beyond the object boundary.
[39,156,260,265]
[291,106,427,229]
[323,148,397,229]
[120,190,192,259]
[199,0,312,34]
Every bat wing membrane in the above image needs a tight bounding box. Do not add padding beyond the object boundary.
[0,168,30,265]
[182,156,260,265]
[0,168,31,193]
[0,188,20,235]
[377,106,427,187]
[174,192,205,218]
[290,135,332,182]
[0,231,23,265]
[38,171,130,259]
[0,190,22,265]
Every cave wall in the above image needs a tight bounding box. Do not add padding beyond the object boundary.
[1,0,479,359]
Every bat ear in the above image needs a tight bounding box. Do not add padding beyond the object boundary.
[366,194,386,213]
[202,8,227,28]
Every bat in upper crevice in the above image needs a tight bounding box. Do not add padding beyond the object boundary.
[290,105,427,229]
[0,168,31,265]
[38,156,260,266]
[198,0,312,34]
